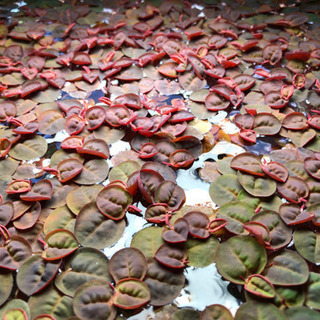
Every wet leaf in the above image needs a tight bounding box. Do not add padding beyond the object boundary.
[96,184,132,220]
[230,153,264,176]
[277,176,309,203]
[66,185,103,215]
[251,210,292,250]
[183,211,210,239]
[0,271,13,307]
[305,272,320,310]
[20,179,53,201]
[73,159,109,185]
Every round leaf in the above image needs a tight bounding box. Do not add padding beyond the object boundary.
[73,280,116,320]
[42,229,78,261]
[238,171,276,197]
[17,255,61,295]
[215,236,267,284]
[9,135,47,160]
[186,237,219,268]
[244,274,275,298]
[218,201,255,235]
[235,301,286,320]
[262,249,309,286]
[96,184,132,220]
[75,203,125,249]
[293,229,320,264]
[55,247,112,297]
[131,226,164,259]
[114,278,150,310]
[209,174,243,206]
[200,304,233,320]
[109,247,147,283]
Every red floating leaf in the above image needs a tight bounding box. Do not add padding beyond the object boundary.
[260,161,288,182]
[184,211,210,239]
[6,180,31,194]
[279,203,315,225]
[277,176,309,203]
[57,158,83,183]
[162,218,189,243]
[77,139,110,159]
[155,243,188,269]
[20,179,53,201]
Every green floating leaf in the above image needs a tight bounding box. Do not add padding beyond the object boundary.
[262,250,309,286]
[284,306,320,320]
[274,286,305,309]
[73,280,116,320]
[66,185,104,215]
[200,304,233,320]
[131,226,164,259]
[73,159,109,185]
[55,247,112,297]
[114,279,150,310]
[75,203,125,249]
[218,201,255,235]
[237,190,282,212]
[17,255,61,296]
[4,308,28,320]
[9,135,47,161]
[209,174,243,206]
[238,171,276,198]
[293,229,320,264]
[44,205,75,235]
[186,237,219,268]
[173,308,201,320]
[0,271,13,307]
[108,160,141,183]
[305,272,320,310]
[28,285,74,320]
[244,274,275,299]
[235,301,286,320]
[0,300,30,320]
[215,236,267,284]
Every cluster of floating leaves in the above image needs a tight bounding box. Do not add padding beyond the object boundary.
[0,0,320,319]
